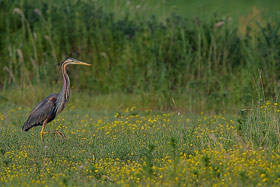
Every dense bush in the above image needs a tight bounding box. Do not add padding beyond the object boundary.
[0,0,280,107]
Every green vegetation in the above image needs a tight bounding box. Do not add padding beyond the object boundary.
[1,102,280,186]
[1,0,280,186]
[0,0,280,111]
[100,0,280,21]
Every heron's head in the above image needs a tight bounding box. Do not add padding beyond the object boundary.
[63,58,91,66]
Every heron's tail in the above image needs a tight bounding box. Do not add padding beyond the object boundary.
[22,120,43,131]
[22,121,31,131]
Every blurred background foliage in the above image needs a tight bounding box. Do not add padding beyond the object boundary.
[0,0,280,111]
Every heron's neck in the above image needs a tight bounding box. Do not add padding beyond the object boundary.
[57,64,70,113]
[61,64,70,100]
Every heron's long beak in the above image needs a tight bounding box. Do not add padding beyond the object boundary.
[74,60,91,66]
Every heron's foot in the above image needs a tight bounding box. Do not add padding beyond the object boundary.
[40,130,65,143]
[53,130,66,139]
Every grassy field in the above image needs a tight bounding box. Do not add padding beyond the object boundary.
[1,96,280,186]
[1,0,280,186]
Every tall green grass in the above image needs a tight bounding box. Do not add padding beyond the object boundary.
[0,0,280,111]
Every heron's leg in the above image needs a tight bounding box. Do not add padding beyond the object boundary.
[40,120,65,143]
[41,130,66,142]
[40,119,48,143]
[47,130,65,139]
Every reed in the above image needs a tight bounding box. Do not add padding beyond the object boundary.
[0,0,279,111]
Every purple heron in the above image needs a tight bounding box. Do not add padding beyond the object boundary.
[22,58,91,143]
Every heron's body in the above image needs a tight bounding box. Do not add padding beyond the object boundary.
[22,58,90,142]
[22,93,58,131]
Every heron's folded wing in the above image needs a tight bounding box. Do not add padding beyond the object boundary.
[22,93,58,131]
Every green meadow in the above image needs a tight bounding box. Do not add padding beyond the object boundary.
[1,99,280,186]
[1,0,280,186]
